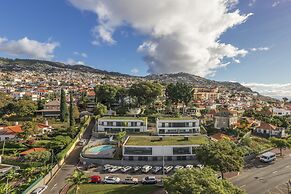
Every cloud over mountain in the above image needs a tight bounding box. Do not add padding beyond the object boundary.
[0,37,59,59]
[69,0,251,77]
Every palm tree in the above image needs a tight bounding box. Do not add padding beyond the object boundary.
[66,169,88,194]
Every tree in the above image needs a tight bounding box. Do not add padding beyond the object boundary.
[129,81,162,107]
[37,99,45,110]
[15,99,37,117]
[94,84,118,108]
[283,97,288,104]
[93,103,107,116]
[270,137,290,156]
[78,92,88,111]
[6,169,18,181]
[60,89,68,122]
[117,131,127,147]
[196,140,244,179]
[25,151,51,163]
[0,183,14,194]
[69,92,75,127]
[73,105,80,120]
[164,167,245,194]
[21,121,37,139]
[66,169,88,194]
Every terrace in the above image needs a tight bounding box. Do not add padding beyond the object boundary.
[100,117,147,122]
[125,135,209,146]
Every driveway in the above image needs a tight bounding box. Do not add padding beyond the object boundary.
[43,119,95,194]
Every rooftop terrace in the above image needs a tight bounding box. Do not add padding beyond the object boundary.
[99,117,147,122]
[125,135,209,146]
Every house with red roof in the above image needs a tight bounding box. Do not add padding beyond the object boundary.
[19,148,47,156]
[0,125,23,141]
[254,122,286,138]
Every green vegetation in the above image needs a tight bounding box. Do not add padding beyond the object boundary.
[164,167,245,194]
[69,92,75,127]
[158,117,194,120]
[60,89,68,122]
[270,137,291,156]
[126,135,209,146]
[100,116,147,122]
[196,140,244,179]
[66,169,88,194]
[93,102,108,116]
[67,184,160,194]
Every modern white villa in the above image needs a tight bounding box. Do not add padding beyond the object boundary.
[97,117,147,133]
[122,135,208,161]
[156,117,200,135]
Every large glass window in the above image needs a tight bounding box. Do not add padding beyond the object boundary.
[173,147,191,155]
[124,147,152,155]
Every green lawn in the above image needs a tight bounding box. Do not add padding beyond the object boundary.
[126,135,209,146]
[68,184,160,194]
[99,116,147,122]
[158,117,194,120]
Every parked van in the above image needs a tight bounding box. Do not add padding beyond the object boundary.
[141,165,152,173]
[259,152,276,163]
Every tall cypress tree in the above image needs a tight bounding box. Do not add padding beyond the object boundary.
[69,92,75,127]
[60,89,68,122]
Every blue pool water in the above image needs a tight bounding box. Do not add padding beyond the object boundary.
[86,145,114,154]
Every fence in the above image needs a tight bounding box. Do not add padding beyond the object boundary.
[21,116,91,194]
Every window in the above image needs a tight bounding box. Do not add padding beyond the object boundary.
[177,156,186,160]
[129,156,134,161]
[173,147,191,155]
[124,147,152,155]
[5,137,10,140]
[162,123,165,127]
[167,156,172,161]
[152,157,158,161]
[131,122,137,126]
[107,122,113,126]
[138,156,148,161]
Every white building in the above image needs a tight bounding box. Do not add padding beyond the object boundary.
[0,125,23,141]
[255,122,286,138]
[97,117,147,133]
[156,117,200,135]
[122,135,208,161]
[272,107,291,117]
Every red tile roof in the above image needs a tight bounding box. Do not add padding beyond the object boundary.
[20,148,47,155]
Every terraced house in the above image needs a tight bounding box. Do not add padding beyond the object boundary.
[156,117,200,135]
[97,117,147,133]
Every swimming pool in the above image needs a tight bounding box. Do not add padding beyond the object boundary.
[83,145,116,159]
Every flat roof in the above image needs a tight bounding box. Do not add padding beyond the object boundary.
[99,117,147,122]
[158,117,195,120]
[125,135,209,146]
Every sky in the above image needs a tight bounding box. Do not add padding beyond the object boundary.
[0,0,291,98]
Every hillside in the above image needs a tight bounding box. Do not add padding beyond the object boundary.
[0,57,252,92]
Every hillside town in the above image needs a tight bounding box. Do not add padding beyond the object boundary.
[1,68,291,194]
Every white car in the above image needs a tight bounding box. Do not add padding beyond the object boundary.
[108,166,121,173]
[142,165,152,173]
[260,152,276,163]
[103,176,121,184]
[185,165,194,169]
[32,185,48,194]
[123,176,139,184]
[103,164,113,171]
[174,165,184,171]
[142,176,158,184]
[164,166,173,174]
[196,164,204,169]
[152,166,162,173]
[121,166,132,173]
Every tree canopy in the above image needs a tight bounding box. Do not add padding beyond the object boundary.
[94,84,118,108]
[196,140,244,178]
[165,82,193,106]
[164,167,246,194]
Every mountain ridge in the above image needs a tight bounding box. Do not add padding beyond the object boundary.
[0,57,253,93]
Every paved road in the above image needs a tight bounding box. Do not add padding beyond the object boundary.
[44,119,95,194]
[232,153,291,194]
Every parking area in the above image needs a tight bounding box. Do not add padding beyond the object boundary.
[80,164,199,184]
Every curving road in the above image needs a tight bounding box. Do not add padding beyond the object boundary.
[232,153,291,194]
[43,118,95,194]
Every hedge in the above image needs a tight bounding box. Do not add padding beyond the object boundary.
[56,116,91,161]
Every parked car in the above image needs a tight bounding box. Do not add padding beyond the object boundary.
[142,165,152,173]
[259,152,276,163]
[31,185,48,194]
[78,139,87,146]
[164,166,173,174]
[185,165,194,169]
[132,166,141,172]
[174,165,184,171]
[90,175,102,183]
[152,166,162,174]
[103,164,113,172]
[103,176,121,184]
[108,166,122,173]
[123,176,139,184]
[142,176,158,184]
[121,166,132,173]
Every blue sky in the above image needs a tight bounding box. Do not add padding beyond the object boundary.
[0,0,291,97]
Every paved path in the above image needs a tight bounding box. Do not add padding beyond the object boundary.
[232,152,291,194]
[43,119,94,194]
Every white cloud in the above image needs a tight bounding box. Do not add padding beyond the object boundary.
[272,1,280,7]
[69,0,252,77]
[250,47,270,51]
[66,58,86,65]
[74,51,88,58]
[243,83,291,99]
[233,59,240,63]
[130,68,139,75]
[0,36,59,59]
[248,0,256,6]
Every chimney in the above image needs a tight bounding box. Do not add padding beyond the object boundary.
[14,122,19,126]
[45,120,49,126]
